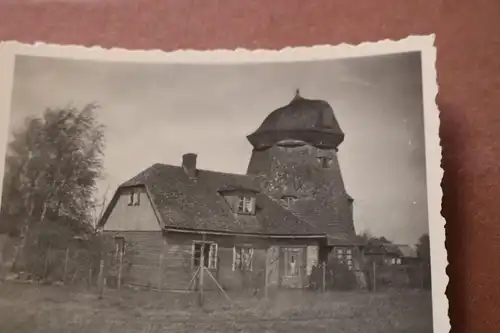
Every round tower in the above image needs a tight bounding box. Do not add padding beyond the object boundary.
[246,90,356,246]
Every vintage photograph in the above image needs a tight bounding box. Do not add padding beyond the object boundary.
[0,38,444,333]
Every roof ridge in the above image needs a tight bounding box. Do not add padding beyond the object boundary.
[154,162,253,178]
[120,163,256,188]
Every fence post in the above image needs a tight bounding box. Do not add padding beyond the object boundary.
[420,262,425,289]
[264,247,269,299]
[198,243,205,307]
[63,247,70,284]
[372,261,377,292]
[157,253,163,290]
[118,247,124,290]
[98,258,105,299]
[43,244,51,281]
[88,267,93,287]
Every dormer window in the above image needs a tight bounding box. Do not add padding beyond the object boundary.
[128,189,140,206]
[317,156,332,168]
[218,187,258,215]
[281,195,297,207]
[237,196,254,215]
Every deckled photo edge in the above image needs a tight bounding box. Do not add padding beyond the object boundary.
[0,34,447,332]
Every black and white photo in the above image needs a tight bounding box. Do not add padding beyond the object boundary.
[0,37,445,333]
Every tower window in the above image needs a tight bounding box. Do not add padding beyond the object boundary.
[317,156,332,168]
[281,195,297,207]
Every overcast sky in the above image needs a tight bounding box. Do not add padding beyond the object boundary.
[6,51,428,245]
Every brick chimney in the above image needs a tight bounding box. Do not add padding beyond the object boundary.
[182,153,197,179]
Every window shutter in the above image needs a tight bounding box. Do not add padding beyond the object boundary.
[214,243,218,268]
[191,242,195,268]
[232,246,236,271]
[250,197,256,213]
[237,197,244,212]
[209,243,217,269]
[208,243,213,268]
[115,243,119,260]
[249,248,254,271]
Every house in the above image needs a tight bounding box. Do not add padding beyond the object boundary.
[362,241,419,266]
[360,242,423,290]
[362,241,403,265]
[394,244,419,265]
[98,91,360,291]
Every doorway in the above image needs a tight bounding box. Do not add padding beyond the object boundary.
[281,247,305,288]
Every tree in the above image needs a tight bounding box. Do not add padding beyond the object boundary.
[416,233,431,289]
[0,103,105,272]
[416,233,430,261]
[356,230,392,245]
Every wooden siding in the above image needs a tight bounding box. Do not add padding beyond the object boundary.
[109,231,165,288]
[163,233,267,291]
[103,187,160,231]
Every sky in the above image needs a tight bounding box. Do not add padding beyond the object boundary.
[6,51,428,245]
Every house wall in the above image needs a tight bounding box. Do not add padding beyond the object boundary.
[102,187,163,287]
[103,187,161,231]
[113,230,322,291]
[104,231,165,288]
[100,184,325,290]
[161,233,270,291]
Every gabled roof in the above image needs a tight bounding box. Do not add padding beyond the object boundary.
[395,244,418,258]
[98,163,322,237]
[363,242,419,258]
[363,241,401,255]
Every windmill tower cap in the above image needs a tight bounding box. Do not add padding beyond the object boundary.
[247,90,345,150]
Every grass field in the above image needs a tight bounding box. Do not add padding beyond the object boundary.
[0,282,433,333]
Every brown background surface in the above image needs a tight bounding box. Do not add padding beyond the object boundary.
[0,1,499,332]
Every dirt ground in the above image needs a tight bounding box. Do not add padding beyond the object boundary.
[0,282,433,333]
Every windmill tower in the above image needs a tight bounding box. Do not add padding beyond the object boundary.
[246,90,357,254]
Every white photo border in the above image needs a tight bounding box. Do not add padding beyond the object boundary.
[0,35,446,332]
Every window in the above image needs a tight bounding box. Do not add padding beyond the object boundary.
[237,196,254,214]
[391,258,402,265]
[128,190,140,206]
[317,156,332,168]
[114,236,125,260]
[192,242,218,269]
[232,246,254,271]
[281,195,297,207]
[335,247,353,270]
